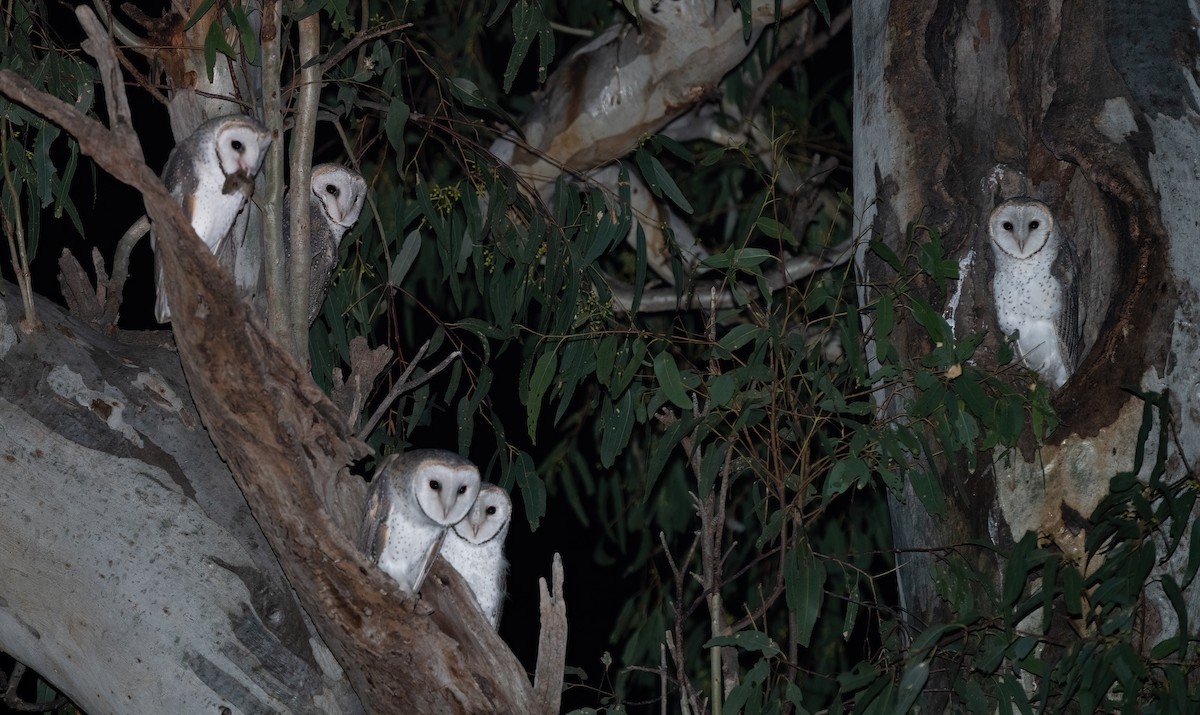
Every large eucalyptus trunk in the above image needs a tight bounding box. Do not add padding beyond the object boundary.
[854,0,1200,705]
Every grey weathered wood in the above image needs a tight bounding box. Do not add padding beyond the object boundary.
[0,288,362,714]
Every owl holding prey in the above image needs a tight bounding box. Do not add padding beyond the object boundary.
[152,115,271,323]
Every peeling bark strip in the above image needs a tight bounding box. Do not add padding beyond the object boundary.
[0,7,559,713]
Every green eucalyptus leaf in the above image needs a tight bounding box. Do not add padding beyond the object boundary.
[389,230,422,286]
[652,350,691,410]
[525,347,557,440]
[785,541,826,648]
[703,631,780,657]
[510,450,546,530]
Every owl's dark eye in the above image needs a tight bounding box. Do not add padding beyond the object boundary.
[485,506,497,516]
[457,485,467,495]
[429,480,441,491]
[324,184,340,197]
[1002,221,1014,231]
[1029,221,1039,230]
[230,140,245,153]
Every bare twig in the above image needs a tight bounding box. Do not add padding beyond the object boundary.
[746,6,853,119]
[355,341,463,441]
[548,20,595,38]
[320,22,412,79]
[0,121,39,331]
[533,553,568,715]
[100,215,150,327]
[664,629,705,715]
[660,641,668,715]
[659,530,701,715]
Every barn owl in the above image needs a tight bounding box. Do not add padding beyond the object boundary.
[153,115,271,323]
[988,198,1075,388]
[358,450,482,593]
[440,484,511,628]
[283,163,367,324]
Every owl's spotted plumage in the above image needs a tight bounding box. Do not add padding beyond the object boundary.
[283,163,366,324]
[153,115,271,323]
[440,484,511,628]
[989,198,1073,388]
[358,450,482,593]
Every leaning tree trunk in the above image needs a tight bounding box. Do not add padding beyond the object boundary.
[854,0,1200,706]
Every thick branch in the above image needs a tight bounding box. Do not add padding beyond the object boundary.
[609,239,856,314]
[286,9,322,361]
[261,0,288,341]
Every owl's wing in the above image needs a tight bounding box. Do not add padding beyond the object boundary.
[358,453,410,564]
[411,529,447,594]
[493,556,509,628]
[1052,233,1082,372]
[152,155,198,324]
[305,197,339,325]
[357,492,387,563]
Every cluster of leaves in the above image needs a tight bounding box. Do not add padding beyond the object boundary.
[0,0,90,272]
[838,389,1200,715]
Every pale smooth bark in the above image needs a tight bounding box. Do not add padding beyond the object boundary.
[0,288,360,714]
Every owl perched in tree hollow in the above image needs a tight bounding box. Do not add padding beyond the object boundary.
[283,163,366,324]
[152,115,271,323]
[440,484,511,629]
[988,197,1077,388]
[358,450,482,593]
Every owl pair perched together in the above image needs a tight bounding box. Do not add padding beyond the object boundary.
[359,450,512,629]
[988,198,1078,389]
[151,115,366,324]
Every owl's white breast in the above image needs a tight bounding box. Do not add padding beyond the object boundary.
[188,166,248,253]
[991,248,1062,333]
[377,513,442,591]
[441,534,506,626]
